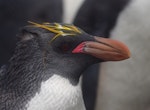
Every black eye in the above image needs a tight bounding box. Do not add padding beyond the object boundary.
[59,43,71,53]
[57,43,71,53]
[51,37,75,53]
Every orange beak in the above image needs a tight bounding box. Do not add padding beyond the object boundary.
[73,36,130,61]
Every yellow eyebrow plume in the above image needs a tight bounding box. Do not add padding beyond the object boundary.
[28,21,82,42]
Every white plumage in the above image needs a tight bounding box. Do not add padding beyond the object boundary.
[26,75,85,110]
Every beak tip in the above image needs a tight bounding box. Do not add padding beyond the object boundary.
[122,45,131,60]
[127,51,131,59]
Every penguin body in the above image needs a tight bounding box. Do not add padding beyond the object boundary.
[96,0,150,110]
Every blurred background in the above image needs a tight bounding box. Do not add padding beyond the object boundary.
[1,0,150,110]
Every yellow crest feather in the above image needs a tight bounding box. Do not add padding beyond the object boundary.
[28,21,82,42]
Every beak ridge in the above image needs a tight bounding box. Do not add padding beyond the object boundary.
[84,36,130,61]
[72,36,130,61]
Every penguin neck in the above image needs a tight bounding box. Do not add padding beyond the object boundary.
[3,41,46,89]
[4,40,87,86]
[0,41,50,108]
[0,53,47,110]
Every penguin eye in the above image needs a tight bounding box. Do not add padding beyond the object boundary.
[59,43,71,52]
[61,44,69,51]
[52,37,74,53]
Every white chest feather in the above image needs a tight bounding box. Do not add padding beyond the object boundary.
[26,75,85,110]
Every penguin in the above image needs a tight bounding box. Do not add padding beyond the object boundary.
[95,0,150,110]
[0,22,130,110]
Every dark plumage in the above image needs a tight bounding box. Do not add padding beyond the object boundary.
[0,22,130,110]
[0,0,62,66]
[74,0,130,37]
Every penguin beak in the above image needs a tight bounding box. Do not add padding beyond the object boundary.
[72,36,130,61]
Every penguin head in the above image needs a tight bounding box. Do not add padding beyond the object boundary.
[17,22,130,84]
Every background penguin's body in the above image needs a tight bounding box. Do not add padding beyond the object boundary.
[0,0,62,66]
[96,0,150,110]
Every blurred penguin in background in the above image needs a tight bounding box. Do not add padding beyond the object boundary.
[95,0,150,110]
[0,0,62,66]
